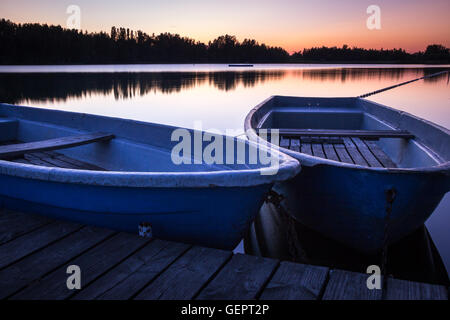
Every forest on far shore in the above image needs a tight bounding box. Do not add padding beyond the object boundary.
[1,19,449,64]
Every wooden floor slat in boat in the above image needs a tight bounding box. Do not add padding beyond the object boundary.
[290,138,300,152]
[1,140,106,171]
[298,137,313,156]
[0,133,114,159]
[351,138,383,167]
[26,153,81,169]
[311,139,326,159]
[343,138,369,166]
[280,137,290,149]
[363,140,397,168]
[333,143,354,164]
[0,209,446,300]
[322,143,340,162]
[33,151,106,171]
[280,135,397,168]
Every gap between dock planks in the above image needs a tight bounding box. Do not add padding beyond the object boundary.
[0,209,447,300]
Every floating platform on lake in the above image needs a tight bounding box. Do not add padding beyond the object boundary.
[229,64,254,67]
[0,208,447,300]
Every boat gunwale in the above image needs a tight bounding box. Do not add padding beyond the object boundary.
[244,95,450,175]
[0,153,300,188]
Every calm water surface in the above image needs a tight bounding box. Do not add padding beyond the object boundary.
[0,64,449,271]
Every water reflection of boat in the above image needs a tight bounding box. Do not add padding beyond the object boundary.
[245,96,450,253]
[244,201,449,285]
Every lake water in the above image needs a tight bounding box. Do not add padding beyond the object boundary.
[0,64,449,272]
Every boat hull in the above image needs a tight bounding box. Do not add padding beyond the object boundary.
[244,95,450,253]
[274,164,448,253]
[0,173,271,250]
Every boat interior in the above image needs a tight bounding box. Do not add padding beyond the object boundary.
[254,97,447,169]
[0,108,275,173]
[0,140,106,171]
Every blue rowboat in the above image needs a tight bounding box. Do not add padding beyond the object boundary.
[0,103,299,250]
[245,96,450,253]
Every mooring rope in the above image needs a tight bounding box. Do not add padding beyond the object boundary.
[264,190,308,263]
[358,70,448,98]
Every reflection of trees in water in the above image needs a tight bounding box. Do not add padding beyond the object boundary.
[422,68,450,83]
[0,71,284,104]
[300,68,407,82]
[301,68,414,82]
[0,68,447,104]
[207,71,284,91]
[298,67,449,83]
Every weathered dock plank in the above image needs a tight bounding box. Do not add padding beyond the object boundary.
[135,246,231,300]
[0,220,82,270]
[323,269,449,300]
[77,240,190,300]
[11,232,149,300]
[0,209,51,245]
[322,269,383,300]
[0,209,447,301]
[260,262,329,300]
[385,278,448,300]
[196,254,279,300]
[0,226,115,299]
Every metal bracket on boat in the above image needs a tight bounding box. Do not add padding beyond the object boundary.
[264,190,285,209]
[139,222,153,239]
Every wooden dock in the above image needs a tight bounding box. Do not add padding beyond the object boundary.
[0,208,447,300]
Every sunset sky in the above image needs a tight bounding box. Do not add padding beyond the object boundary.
[1,0,449,53]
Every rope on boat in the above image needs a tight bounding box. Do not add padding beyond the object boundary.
[358,70,449,98]
[381,188,396,299]
[265,190,308,263]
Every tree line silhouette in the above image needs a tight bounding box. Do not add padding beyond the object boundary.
[0,19,449,64]
[293,44,450,63]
